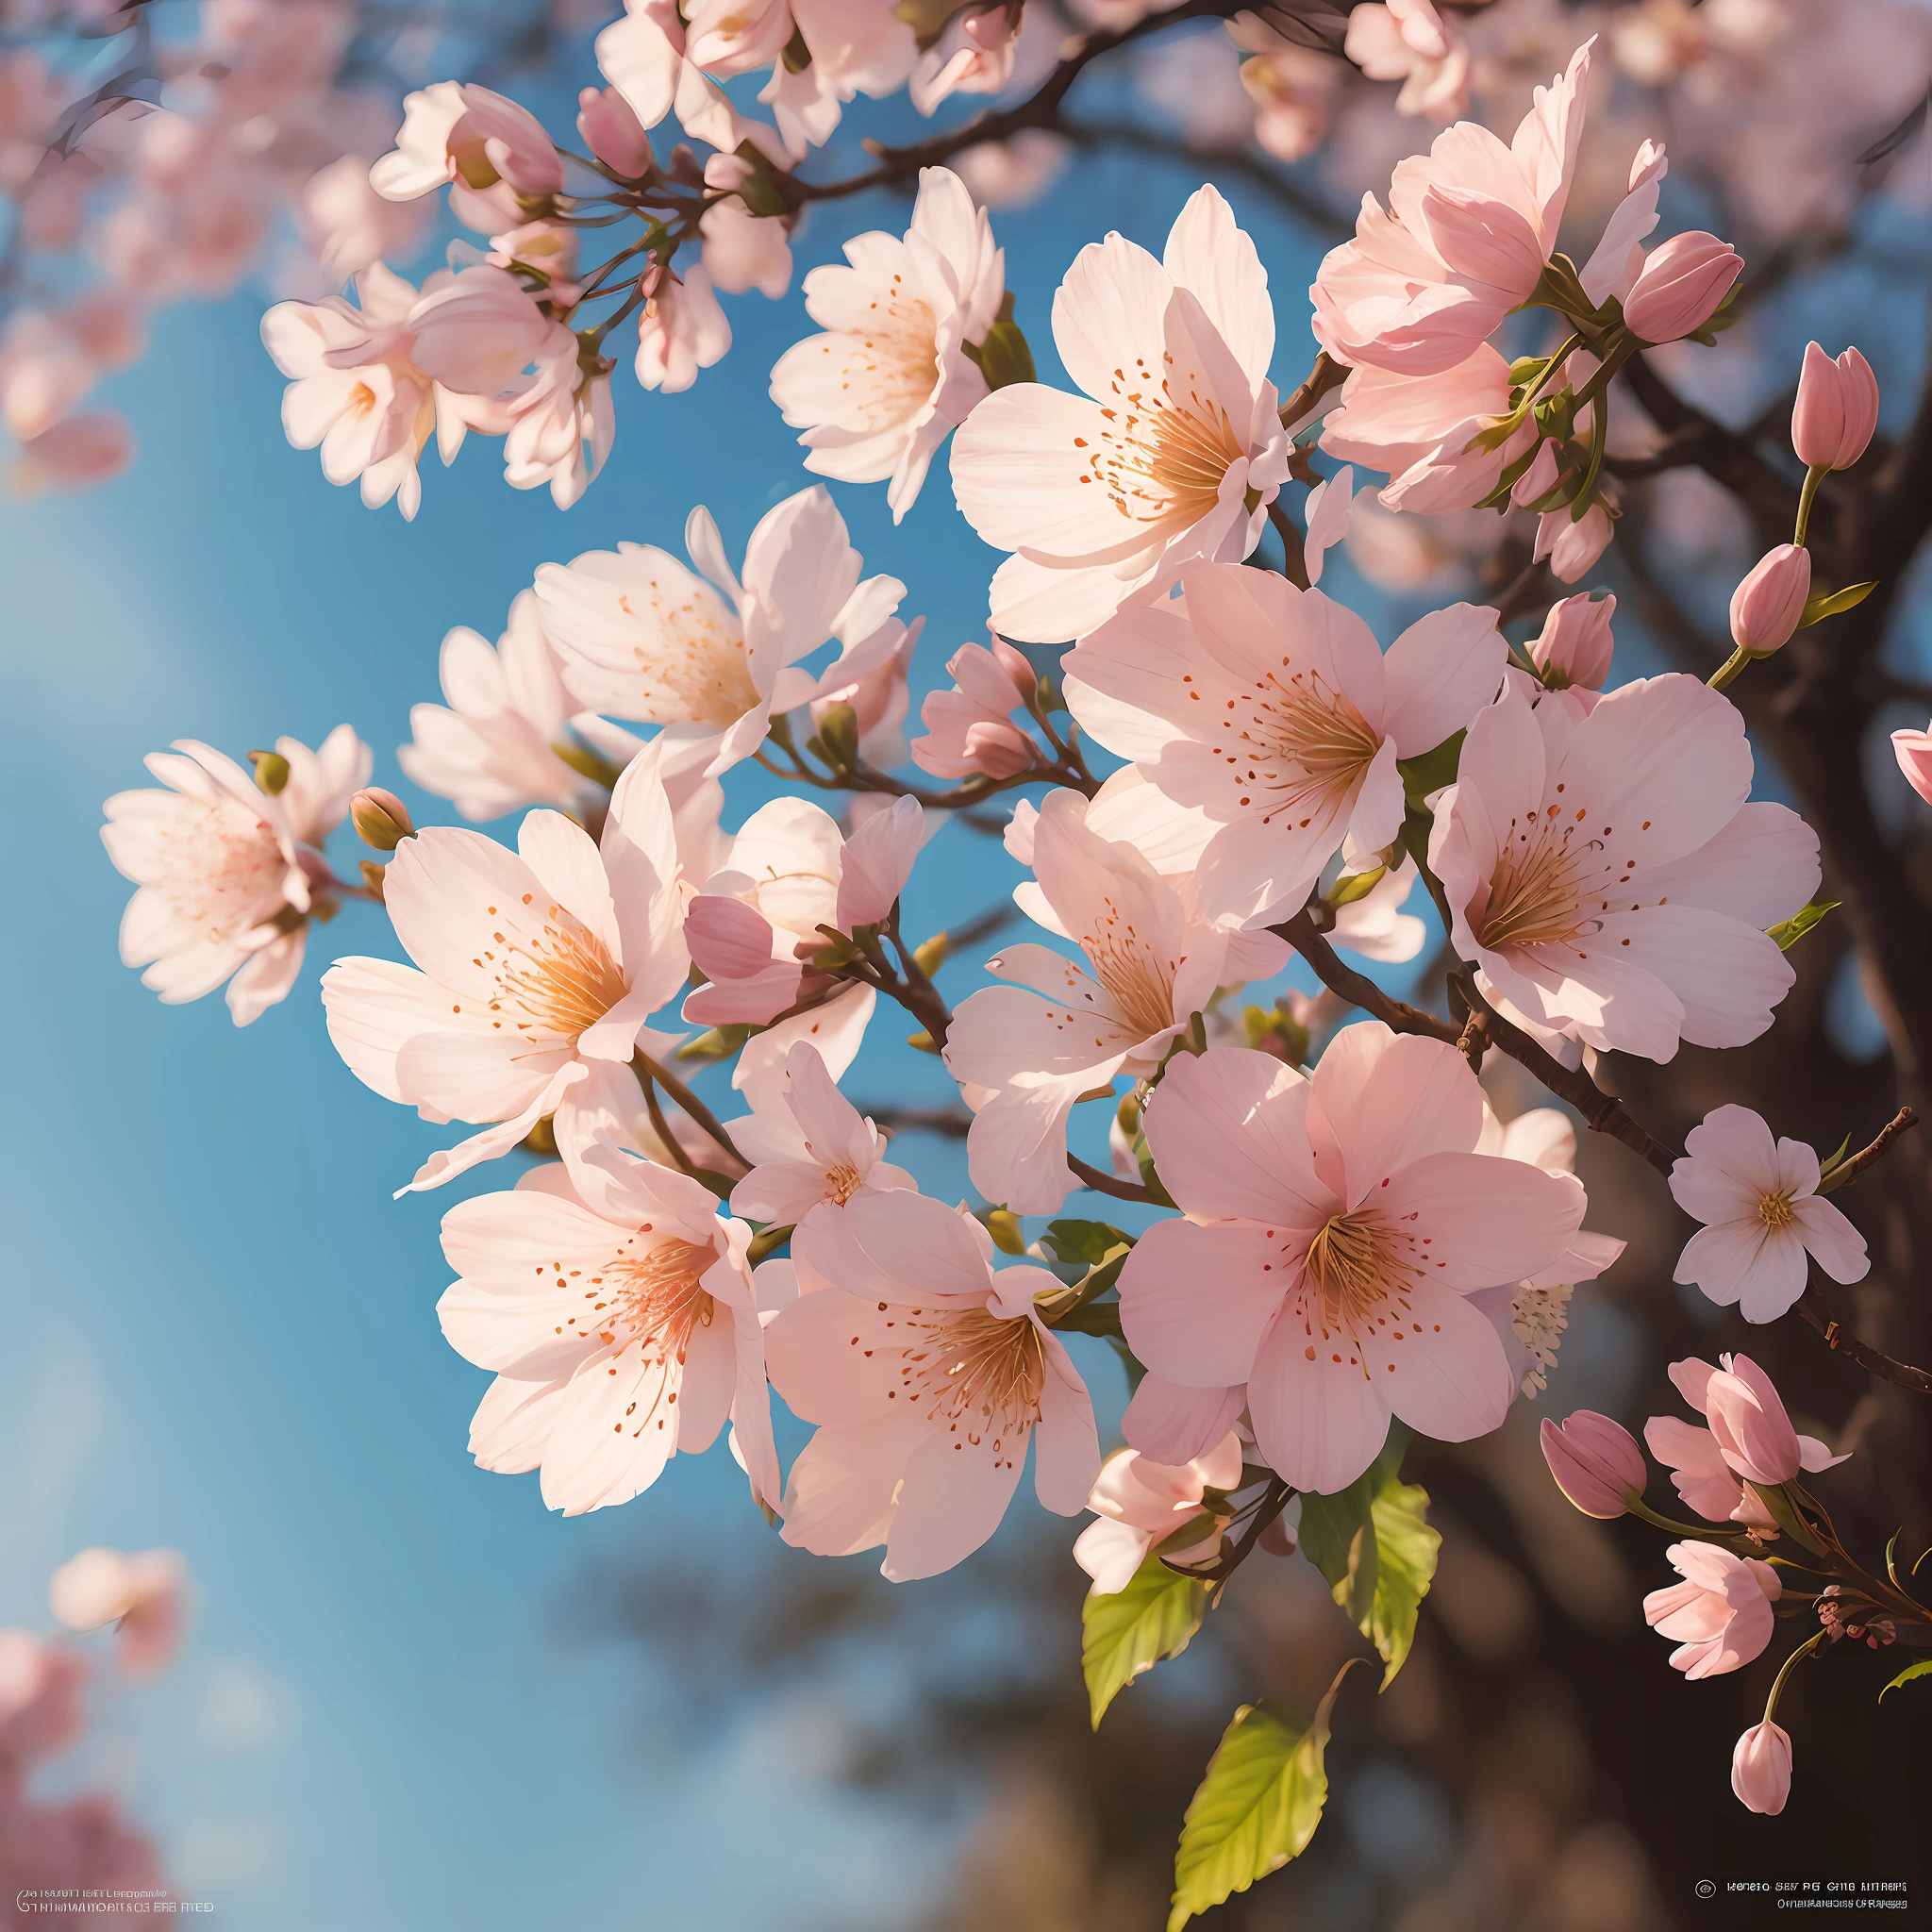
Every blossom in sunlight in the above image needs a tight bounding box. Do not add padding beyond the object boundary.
[1791,342,1879,474]
[1732,1722,1792,1815]
[102,727,369,1026]
[1894,720,1932,807]
[1643,1541,1779,1679]
[727,1041,916,1233]
[1118,1027,1589,1496]
[437,1158,777,1514]
[1668,1105,1868,1321]
[1529,591,1615,699]
[909,634,1039,779]
[370,81,563,227]
[321,745,688,1193]
[1429,675,1821,1062]
[399,590,640,823]
[298,154,431,281]
[951,185,1290,643]
[766,1190,1100,1581]
[1729,543,1810,657]
[1534,503,1614,584]
[1311,42,1591,376]
[770,166,1004,521]
[1621,229,1741,344]
[47,1548,186,1677]
[944,786,1291,1215]
[1065,560,1507,926]
[1120,1374,1247,1468]
[910,7,1021,114]
[1343,0,1470,122]
[1540,1412,1645,1519]
[534,485,907,777]
[1074,1435,1243,1593]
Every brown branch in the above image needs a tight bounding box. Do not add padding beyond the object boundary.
[1817,1107,1921,1195]
[1273,910,1459,1042]
[1068,1153,1163,1206]
[1793,1289,1932,1397]
[636,1052,748,1172]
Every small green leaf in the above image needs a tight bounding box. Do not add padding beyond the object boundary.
[1817,1131,1853,1180]
[1767,898,1839,950]
[1397,732,1464,811]
[1879,1658,1932,1702]
[1083,1550,1207,1729]
[1798,580,1877,627]
[1167,1658,1366,1930]
[675,1023,755,1063]
[1041,1219,1132,1266]
[1325,864,1387,909]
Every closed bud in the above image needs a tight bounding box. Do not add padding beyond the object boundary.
[1623,230,1743,344]
[576,84,654,178]
[1791,341,1879,474]
[990,635,1037,703]
[350,786,414,850]
[912,932,947,975]
[249,750,290,795]
[1730,1722,1791,1816]
[1509,437,1559,508]
[985,1208,1025,1255]
[1729,544,1811,655]
[1540,1411,1647,1518]
[1534,502,1614,583]
[974,318,1036,391]
[1530,591,1616,691]
[815,702,859,771]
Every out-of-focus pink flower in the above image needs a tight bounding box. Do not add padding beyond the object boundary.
[909,636,1038,780]
[1118,1026,1589,1495]
[1431,675,1821,1062]
[1792,342,1879,474]
[767,1190,1100,1580]
[1623,230,1742,343]
[301,155,431,282]
[0,312,92,441]
[1729,543,1811,655]
[1234,31,1338,163]
[577,83,654,177]
[502,358,614,509]
[1343,0,1470,122]
[1535,503,1614,582]
[9,413,134,493]
[408,265,574,414]
[1529,591,1615,693]
[911,7,1020,115]
[59,291,145,372]
[1892,722,1932,806]
[812,618,918,769]
[48,1549,186,1677]
[1540,1411,1645,1518]
[700,153,793,299]
[1074,1435,1245,1592]
[950,130,1066,208]
[372,81,563,222]
[634,264,731,392]
[0,1629,88,1765]
[1731,1721,1792,1815]
[1643,1541,1779,1678]
[1669,1105,1868,1322]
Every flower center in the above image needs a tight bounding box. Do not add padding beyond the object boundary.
[612,578,761,726]
[824,275,940,429]
[896,1304,1046,1467]
[1306,1208,1409,1329]
[1080,354,1247,530]
[1201,665,1382,830]
[492,908,628,1041]
[823,1159,864,1206]
[155,799,288,941]
[1473,821,1590,952]
[1081,892,1181,1042]
[1757,1190,1796,1232]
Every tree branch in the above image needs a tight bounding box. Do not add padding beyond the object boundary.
[1069,1153,1163,1205]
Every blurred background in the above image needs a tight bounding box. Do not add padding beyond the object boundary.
[3,1,1930,1925]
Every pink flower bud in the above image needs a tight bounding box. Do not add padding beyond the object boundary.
[1541,1412,1647,1518]
[1703,1355,1801,1486]
[837,795,924,930]
[1510,437,1559,508]
[1729,543,1811,655]
[1892,723,1932,808]
[349,787,414,851]
[686,894,778,982]
[1623,230,1743,344]
[576,85,653,178]
[1530,591,1615,691]
[1791,341,1878,474]
[990,635,1038,703]
[1731,1721,1791,1815]
[1534,502,1613,582]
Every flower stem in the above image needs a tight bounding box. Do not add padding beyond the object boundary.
[1793,463,1827,547]
[1762,1628,1828,1725]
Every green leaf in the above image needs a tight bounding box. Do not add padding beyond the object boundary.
[1168,1658,1367,1930]
[1767,898,1839,951]
[675,1023,755,1063]
[1798,580,1877,627]
[1879,1657,1932,1702]
[1297,1475,1378,1626]
[1397,732,1464,811]
[1325,864,1387,908]
[1042,1219,1132,1266]
[1817,1131,1854,1181]
[1083,1549,1207,1729]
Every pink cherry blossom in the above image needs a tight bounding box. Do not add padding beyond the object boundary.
[1643,1541,1780,1679]
[771,166,1004,521]
[1429,675,1821,1061]
[371,81,563,223]
[812,617,917,769]
[321,745,689,1193]
[727,1041,915,1232]
[8,412,133,493]
[399,590,639,822]
[1643,1412,1777,1532]
[47,1549,186,1677]
[1074,1434,1244,1593]
[102,727,369,1026]
[944,786,1291,1214]
[634,264,732,393]
[1540,1411,1645,1518]
[1233,27,1338,164]
[1669,1105,1868,1320]
[1893,721,1932,807]
[299,154,430,282]
[909,635,1038,779]
[500,354,615,510]
[0,1630,88,1766]
[1311,42,1591,376]
[1343,0,1471,123]
[910,7,1020,115]
[1121,1373,1248,1467]
[576,84,654,178]
[1066,560,1507,926]
[1118,1026,1588,1495]
[766,1190,1100,1580]
[1534,503,1615,583]
[535,486,907,778]
[1732,1721,1792,1814]
[1622,229,1742,344]
[437,1157,777,1515]
[1791,342,1879,473]
[1530,591,1615,696]
[1301,465,1361,584]
[951,185,1290,643]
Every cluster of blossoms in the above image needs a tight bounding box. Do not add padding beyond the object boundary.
[91,4,1932,1913]
[0,1548,188,1909]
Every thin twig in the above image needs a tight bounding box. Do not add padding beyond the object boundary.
[1817,1107,1920,1194]
[1068,1154,1162,1205]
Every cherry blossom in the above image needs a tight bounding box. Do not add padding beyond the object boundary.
[102,727,369,1026]
[1065,560,1507,926]
[909,634,1039,780]
[1343,0,1471,122]
[1732,1722,1792,1815]
[1894,720,1932,807]
[437,1157,777,1514]
[945,787,1290,1213]
[370,82,563,226]
[1118,1027,1588,1495]
[47,1548,186,1677]
[770,166,1004,520]
[321,745,688,1193]
[634,264,733,393]
[534,486,907,777]
[1668,1105,1869,1321]
[951,185,1291,642]
[1540,1412,1645,1519]
[766,1190,1099,1580]
[299,154,430,281]
[1429,675,1821,1061]
[1074,1434,1244,1593]
[1642,1541,1780,1679]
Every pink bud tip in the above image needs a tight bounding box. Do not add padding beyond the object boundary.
[349,788,414,850]
[1729,544,1810,655]
[576,85,654,180]
[1530,591,1615,691]
[1731,1721,1791,1815]
[1892,724,1932,808]
[1541,1412,1647,1518]
[1624,230,1743,345]
[1791,342,1879,474]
